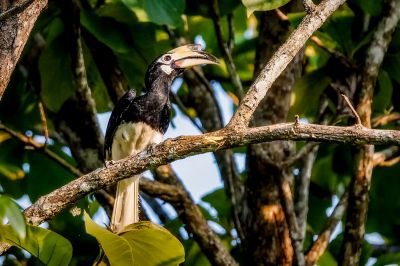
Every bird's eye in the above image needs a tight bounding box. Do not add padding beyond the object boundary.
[163,55,172,62]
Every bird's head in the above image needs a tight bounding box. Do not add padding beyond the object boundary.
[145,44,219,88]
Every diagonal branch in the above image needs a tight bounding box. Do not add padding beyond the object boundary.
[306,192,348,266]
[228,0,346,128]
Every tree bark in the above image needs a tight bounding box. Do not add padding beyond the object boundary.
[0,0,47,98]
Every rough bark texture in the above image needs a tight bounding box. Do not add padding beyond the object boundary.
[243,10,302,265]
[20,123,400,228]
[0,0,47,98]
[340,1,400,265]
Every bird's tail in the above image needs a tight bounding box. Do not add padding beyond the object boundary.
[110,175,140,233]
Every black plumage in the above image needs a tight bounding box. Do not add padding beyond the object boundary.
[104,44,218,233]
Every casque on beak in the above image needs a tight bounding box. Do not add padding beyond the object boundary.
[169,44,219,69]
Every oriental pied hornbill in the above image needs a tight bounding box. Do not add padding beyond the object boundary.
[104,44,219,233]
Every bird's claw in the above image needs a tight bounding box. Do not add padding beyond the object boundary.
[104,160,116,168]
[146,143,157,155]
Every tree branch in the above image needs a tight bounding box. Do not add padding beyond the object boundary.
[340,1,400,265]
[17,122,400,228]
[150,166,238,266]
[306,192,348,266]
[228,0,346,128]
[210,0,244,99]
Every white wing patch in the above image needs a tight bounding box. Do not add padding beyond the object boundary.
[111,122,163,160]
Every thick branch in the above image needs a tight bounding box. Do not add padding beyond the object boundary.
[340,1,400,265]
[0,0,48,98]
[20,123,400,227]
[228,0,346,127]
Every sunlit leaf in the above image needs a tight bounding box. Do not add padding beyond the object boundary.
[120,221,185,266]
[0,224,72,266]
[0,195,26,238]
[241,0,291,17]
[85,213,185,266]
[85,212,135,266]
[81,10,132,54]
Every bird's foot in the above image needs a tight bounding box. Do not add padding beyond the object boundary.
[104,160,116,168]
[146,143,158,155]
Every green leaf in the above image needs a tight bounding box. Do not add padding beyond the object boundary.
[39,20,75,112]
[241,0,291,16]
[374,252,400,266]
[85,212,185,266]
[142,0,185,27]
[351,0,382,16]
[0,224,72,266]
[289,68,331,118]
[121,0,185,27]
[373,70,393,112]
[81,10,132,54]
[0,195,26,238]
[121,221,185,266]
[85,212,135,266]
[202,188,232,230]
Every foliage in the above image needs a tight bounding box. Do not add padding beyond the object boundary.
[0,0,399,265]
[0,195,72,265]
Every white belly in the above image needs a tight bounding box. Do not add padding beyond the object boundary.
[111,122,163,160]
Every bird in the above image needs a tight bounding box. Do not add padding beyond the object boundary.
[104,44,219,233]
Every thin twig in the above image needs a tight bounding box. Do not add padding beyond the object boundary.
[0,123,82,176]
[282,142,319,167]
[277,172,305,266]
[227,13,235,52]
[295,145,319,244]
[170,93,205,133]
[38,101,49,145]
[210,0,244,99]
[373,146,400,167]
[340,92,362,125]
[0,0,34,21]
[372,111,400,127]
[306,192,348,266]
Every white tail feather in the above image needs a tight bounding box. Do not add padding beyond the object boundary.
[110,175,140,233]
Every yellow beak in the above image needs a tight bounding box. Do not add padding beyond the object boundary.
[168,44,219,69]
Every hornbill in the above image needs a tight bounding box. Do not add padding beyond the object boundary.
[104,44,219,233]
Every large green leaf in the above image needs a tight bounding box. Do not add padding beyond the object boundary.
[39,19,75,112]
[121,0,185,27]
[0,195,26,238]
[120,222,185,266]
[81,10,132,54]
[241,0,291,16]
[85,212,185,266]
[142,0,185,27]
[351,0,382,16]
[85,212,135,266]
[0,224,72,266]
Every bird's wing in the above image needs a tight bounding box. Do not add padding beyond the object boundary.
[104,90,136,160]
